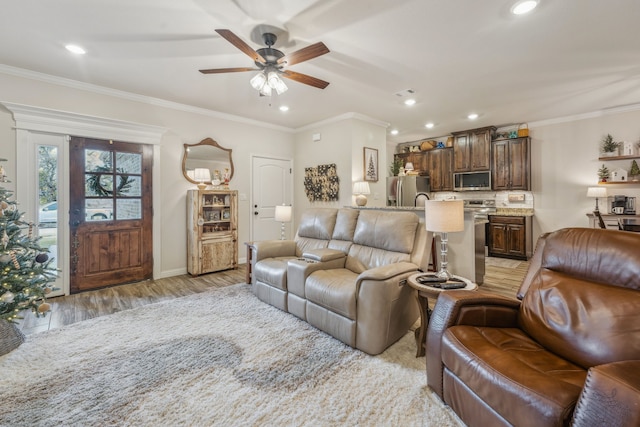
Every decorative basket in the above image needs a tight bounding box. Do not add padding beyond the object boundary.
[420,140,436,151]
[517,123,529,137]
[0,320,25,355]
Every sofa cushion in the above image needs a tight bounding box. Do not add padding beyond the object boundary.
[254,256,294,290]
[442,325,586,426]
[305,268,358,320]
[297,208,338,240]
[352,210,418,253]
[345,245,411,274]
[332,208,359,241]
[519,269,640,369]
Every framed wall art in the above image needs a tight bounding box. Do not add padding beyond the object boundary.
[363,147,378,182]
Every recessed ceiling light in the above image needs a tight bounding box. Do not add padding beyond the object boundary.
[390,129,399,135]
[468,113,479,120]
[425,123,434,129]
[404,99,416,106]
[279,105,289,112]
[511,0,538,15]
[65,44,86,55]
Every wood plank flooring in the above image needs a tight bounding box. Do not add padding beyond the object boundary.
[17,258,529,336]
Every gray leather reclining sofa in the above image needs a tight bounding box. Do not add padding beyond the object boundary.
[251,207,431,355]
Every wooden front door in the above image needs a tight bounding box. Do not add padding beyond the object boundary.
[69,137,153,293]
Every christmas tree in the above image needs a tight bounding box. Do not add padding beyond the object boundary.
[0,159,57,323]
[597,164,610,182]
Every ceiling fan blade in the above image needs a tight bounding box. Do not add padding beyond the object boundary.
[277,42,329,66]
[215,29,266,63]
[199,67,257,74]
[281,70,330,89]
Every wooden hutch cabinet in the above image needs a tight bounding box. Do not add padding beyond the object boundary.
[492,137,530,190]
[452,126,496,172]
[187,189,238,275]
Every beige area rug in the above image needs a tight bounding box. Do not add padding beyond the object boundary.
[485,257,522,269]
[0,284,463,426]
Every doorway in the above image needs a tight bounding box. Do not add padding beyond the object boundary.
[251,155,293,241]
[69,137,153,293]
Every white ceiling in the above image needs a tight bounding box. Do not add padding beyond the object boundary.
[2,0,640,143]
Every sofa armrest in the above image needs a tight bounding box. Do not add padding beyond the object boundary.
[252,240,297,262]
[426,290,521,398]
[302,248,345,262]
[356,262,418,284]
[572,360,640,427]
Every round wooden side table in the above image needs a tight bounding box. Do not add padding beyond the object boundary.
[407,273,477,357]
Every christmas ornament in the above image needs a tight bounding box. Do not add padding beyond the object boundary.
[10,251,19,269]
[37,302,51,313]
[0,291,14,303]
[1,231,8,249]
[35,253,49,263]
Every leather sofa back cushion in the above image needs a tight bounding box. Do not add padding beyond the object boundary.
[352,211,418,253]
[332,209,360,241]
[520,229,640,368]
[297,208,338,240]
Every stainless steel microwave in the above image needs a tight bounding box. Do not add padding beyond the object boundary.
[454,171,491,191]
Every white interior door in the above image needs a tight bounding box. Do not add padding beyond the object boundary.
[251,156,292,241]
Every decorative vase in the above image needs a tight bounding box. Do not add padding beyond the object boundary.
[0,319,25,356]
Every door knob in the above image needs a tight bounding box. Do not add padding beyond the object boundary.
[254,211,259,216]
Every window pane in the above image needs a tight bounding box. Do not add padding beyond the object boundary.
[116,175,140,197]
[85,173,113,197]
[116,152,141,174]
[85,150,113,173]
[85,199,113,221]
[116,199,141,220]
[37,146,58,270]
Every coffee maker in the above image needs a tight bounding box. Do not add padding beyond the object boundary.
[609,195,636,215]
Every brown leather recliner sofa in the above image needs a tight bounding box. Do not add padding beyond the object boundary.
[426,227,640,427]
[251,207,432,355]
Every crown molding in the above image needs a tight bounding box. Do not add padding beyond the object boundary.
[1,102,167,144]
[528,102,640,128]
[295,112,389,133]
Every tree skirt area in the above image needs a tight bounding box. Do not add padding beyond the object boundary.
[0,283,463,426]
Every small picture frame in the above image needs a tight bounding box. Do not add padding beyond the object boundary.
[363,147,378,182]
[222,209,230,220]
[213,211,220,221]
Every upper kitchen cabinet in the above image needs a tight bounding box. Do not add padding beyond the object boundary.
[492,137,531,190]
[428,147,453,191]
[452,126,496,172]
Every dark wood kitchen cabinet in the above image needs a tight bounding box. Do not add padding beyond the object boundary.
[427,148,453,191]
[452,126,496,172]
[492,137,530,190]
[488,215,530,260]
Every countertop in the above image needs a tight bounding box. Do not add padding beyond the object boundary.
[493,208,535,217]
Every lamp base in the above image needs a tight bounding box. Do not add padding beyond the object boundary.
[355,194,368,207]
[197,182,208,190]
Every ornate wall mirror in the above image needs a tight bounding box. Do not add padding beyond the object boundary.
[182,137,234,184]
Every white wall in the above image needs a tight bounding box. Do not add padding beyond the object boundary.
[293,115,388,224]
[530,108,640,242]
[0,72,295,278]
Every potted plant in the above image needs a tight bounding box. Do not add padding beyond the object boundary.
[389,158,403,176]
[598,164,610,182]
[600,134,620,156]
[630,160,640,181]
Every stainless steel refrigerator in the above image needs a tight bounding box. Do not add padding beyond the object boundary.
[387,175,431,207]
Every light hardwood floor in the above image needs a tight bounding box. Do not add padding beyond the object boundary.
[18,258,529,336]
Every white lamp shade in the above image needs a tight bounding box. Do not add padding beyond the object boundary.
[250,72,266,90]
[586,187,607,198]
[404,162,414,171]
[275,205,292,222]
[353,181,371,195]
[193,168,210,182]
[424,200,464,232]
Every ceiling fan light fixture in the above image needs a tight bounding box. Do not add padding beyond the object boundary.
[267,71,288,95]
[259,83,272,96]
[250,72,267,90]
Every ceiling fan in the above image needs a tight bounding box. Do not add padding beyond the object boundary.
[199,29,330,95]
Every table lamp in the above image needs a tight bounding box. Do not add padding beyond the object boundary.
[424,200,464,280]
[274,204,292,240]
[193,168,210,190]
[586,186,607,212]
[353,181,371,207]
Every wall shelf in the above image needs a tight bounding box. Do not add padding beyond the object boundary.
[598,181,640,185]
[598,154,640,161]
